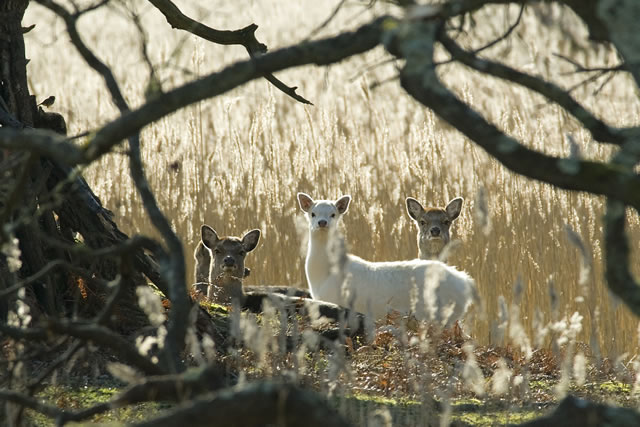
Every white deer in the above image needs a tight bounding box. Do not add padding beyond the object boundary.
[297,193,477,326]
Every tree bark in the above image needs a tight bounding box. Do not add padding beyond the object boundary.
[0,0,32,126]
[0,0,160,330]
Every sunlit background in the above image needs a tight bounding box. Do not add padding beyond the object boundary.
[24,1,640,359]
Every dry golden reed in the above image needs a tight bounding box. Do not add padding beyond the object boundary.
[24,2,640,357]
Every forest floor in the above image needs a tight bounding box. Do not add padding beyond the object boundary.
[18,299,640,426]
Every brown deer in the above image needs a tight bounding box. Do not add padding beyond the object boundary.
[405,197,463,260]
[193,225,260,305]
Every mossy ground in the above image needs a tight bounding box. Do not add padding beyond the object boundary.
[26,385,169,426]
[19,302,639,426]
[26,378,632,426]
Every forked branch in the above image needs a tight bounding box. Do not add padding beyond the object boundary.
[438,32,638,145]
[148,0,313,105]
[36,0,191,373]
[388,19,640,214]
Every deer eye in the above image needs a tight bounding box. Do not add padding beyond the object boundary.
[420,221,427,226]
[214,249,222,254]
[331,213,335,218]
[311,213,316,217]
[239,250,246,257]
[444,220,451,226]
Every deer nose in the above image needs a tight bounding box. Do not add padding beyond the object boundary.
[429,227,440,237]
[223,256,235,266]
[318,219,328,228]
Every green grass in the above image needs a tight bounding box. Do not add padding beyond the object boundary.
[26,385,172,426]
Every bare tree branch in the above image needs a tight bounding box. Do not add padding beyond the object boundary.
[0,18,384,167]
[47,319,165,376]
[437,2,524,67]
[0,259,67,299]
[133,381,352,427]
[147,0,312,105]
[437,31,638,145]
[111,364,225,406]
[594,0,640,87]
[603,145,640,317]
[0,128,81,166]
[0,390,66,420]
[388,19,640,211]
[0,320,163,376]
[36,0,191,373]
[87,17,385,160]
[604,199,640,317]
[49,365,226,425]
[26,340,83,391]
[471,3,524,55]
[34,0,129,112]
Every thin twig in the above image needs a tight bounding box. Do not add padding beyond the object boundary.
[304,0,348,41]
[27,340,83,392]
[437,4,524,67]
[553,52,625,74]
[369,74,400,90]
[472,4,524,55]
[0,259,67,299]
[349,57,397,82]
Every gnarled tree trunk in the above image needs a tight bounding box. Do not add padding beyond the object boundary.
[0,0,155,330]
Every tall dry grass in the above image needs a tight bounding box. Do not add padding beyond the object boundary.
[24,1,640,358]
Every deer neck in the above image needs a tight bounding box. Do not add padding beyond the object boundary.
[419,235,446,260]
[306,230,333,287]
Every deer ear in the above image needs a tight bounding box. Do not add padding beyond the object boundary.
[201,225,219,249]
[335,195,351,214]
[242,229,261,252]
[405,197,424,221]
[446,197,463,220]
[297,193,314,212]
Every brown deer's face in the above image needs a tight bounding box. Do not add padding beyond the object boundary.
[201,225,261,280]
[406,197,463,259]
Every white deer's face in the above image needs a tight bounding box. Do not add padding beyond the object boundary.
[298,193,351,232]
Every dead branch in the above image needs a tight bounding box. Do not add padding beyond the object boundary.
[388,20,640,211]
[37,0,191,373]
[133,381,352,427]
[46,320,164,375]
[437,32,638,145]
[604,199,640,315]
[148,0,312,105]
[603,146,640,317]
[111,364,225,406]
[1,18,385,167]
[471,3,524,55]
[552,52,626,94]
[86,17,385,161]
[0,390,67,420]
[48,364,226,425]
[0,318,163,377]
[437,3,524,67]
[519,395,640,427]
[0,128,81,168]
